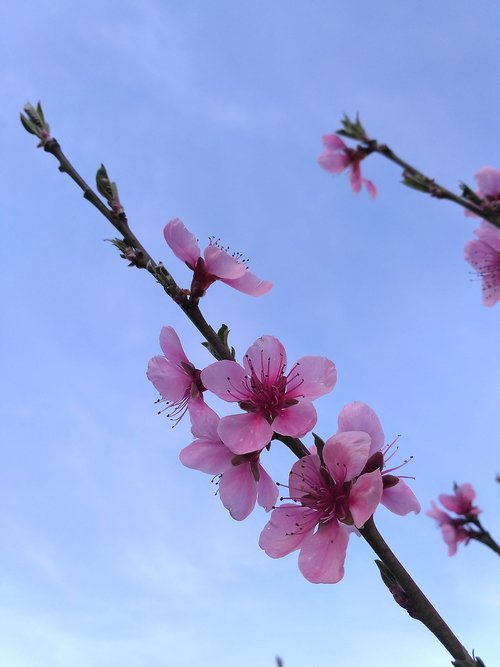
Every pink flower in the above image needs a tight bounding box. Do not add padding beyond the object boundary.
[201,335,337,455]
[439,483,479,517]
[464,221,500,306]
[164,218,272,298]
[259,431,383,583]
[180,400,278,520]
[147,326,204,422]
[427,502,470,556]
[336,401,421,516]
[318,134,376,198]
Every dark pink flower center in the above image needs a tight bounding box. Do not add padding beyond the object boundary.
[228,352,304,422]
[282,460,353,535]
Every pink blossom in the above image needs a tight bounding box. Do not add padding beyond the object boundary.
[336,401,421,516]
[164,218,272,298]
[318,134,376,198]
[147,326,204,422]
[201,335,337,455]
[427,502,470,556]
[439,483,479,517]
[259,431,383,583]
[468,167,500,208]
[180,400,278,520]
[464,221,500,306]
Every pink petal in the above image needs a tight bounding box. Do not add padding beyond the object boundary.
[163,218,201,268]
[464,239,500,306]
[288,356,337,400]
[337,401,385,455]
[179,439,233,475]
[259,505,315,557]
[188,400,220,441]
[439,483,476,514]
[475,222,500,253]
[349,162,362,193]
[222,270,273,296]
[323,431,371,483]
[363,178,377,199]
[201,361,250,403]
[146,356,189,402]
[256,463,279,511]
[298,521,349,584]
[159,326,190,366]
[318,151,348,174]
[441,524,459,556]
[322,134,348,151]
[272,400,317,438]
[427,501,451,525]
[203,244,247,280]
[217,412,273,454]
[382,479,421,515]
[349,469,383,527]
[288,454,322,501]
[243,336,287,383]
[219,464,257,520]
[474,166,500,198]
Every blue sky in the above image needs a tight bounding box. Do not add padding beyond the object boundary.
[1,2,499,666]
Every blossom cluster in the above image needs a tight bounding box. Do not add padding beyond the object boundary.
[427,483,480,556]
[147,220,420,584]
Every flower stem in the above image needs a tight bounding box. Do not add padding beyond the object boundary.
[41,137,234,362]
[467,517,500,556]
[360,517,476,665]
[361,138,500,229]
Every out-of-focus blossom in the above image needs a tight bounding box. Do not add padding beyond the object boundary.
[180,400,277,520]
[147,326,204,422]
[201,335,336,455]
[318,134,376,198]
[427,502,470,556]
[164,218,272,298]
[439,483,479,516]
[465,167,500,218]
[464,221,500,306]
[259,431,383,583]
[336,401,421,515]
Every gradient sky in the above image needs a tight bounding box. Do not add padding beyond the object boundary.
[1,2,499,666]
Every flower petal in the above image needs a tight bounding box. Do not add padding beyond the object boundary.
[243,336,287,384]
[474,166,500,199]
[188,400,220,441]
[219,463,257,520]
[203,244,247,280]
[179,438,233,475]
[364,178,377,199]
[222,270,272,296]
[323,431,371,483]
[337,401,385,454]
[298,521,349,584]
[288,454,322,501]
[272,401,317,438]
[382,479,421,515]
[163,218,201,268]
[349,162,362,193]
[201,360,249,403]
[322,134,347,151]
[159,326,190,366]
[350,469,383,527]
[318,151,348,174]
[256,462,279,511]
[259,505,315,557]
[218,413,273,454]
[288,356,337,400]
[146,356,189,402]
